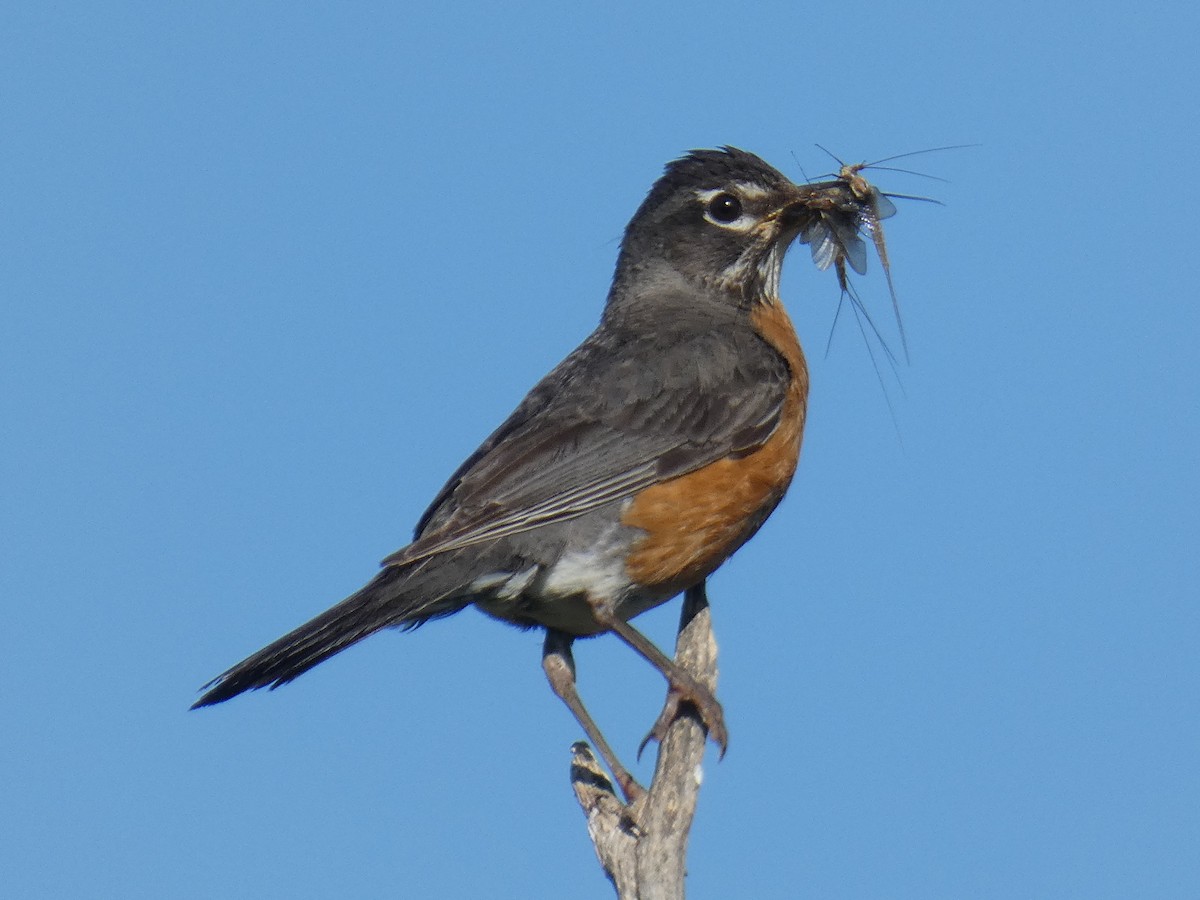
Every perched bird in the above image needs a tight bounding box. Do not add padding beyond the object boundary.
[193,147,885,800]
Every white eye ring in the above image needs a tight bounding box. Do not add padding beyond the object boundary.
[698,188,755,230]
[706,192,742,224]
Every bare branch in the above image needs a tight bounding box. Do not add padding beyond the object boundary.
[570,584,718,898]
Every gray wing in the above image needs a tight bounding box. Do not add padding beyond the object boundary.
[386,317,792,568]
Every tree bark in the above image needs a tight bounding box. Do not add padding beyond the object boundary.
[570,584,717,899]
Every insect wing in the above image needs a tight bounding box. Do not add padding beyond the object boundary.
[803,216,839,271]
[870,190,897,221]
[833,214,868,275]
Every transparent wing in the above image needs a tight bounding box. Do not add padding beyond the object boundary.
[802,211,867,274]
[835,215,868,275]
[804,217,838,271]
[869,190,897,220]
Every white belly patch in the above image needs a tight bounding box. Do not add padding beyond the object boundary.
[541,524,632,602]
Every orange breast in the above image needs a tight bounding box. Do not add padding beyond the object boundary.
[621,300,809,593]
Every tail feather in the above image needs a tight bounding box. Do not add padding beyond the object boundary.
[191,563,468,709]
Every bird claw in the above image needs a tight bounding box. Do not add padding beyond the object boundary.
[637,676,728,759]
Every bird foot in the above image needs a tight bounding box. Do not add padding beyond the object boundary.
[638,672,727,759]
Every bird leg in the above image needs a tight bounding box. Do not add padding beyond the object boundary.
[586,585,728,759]
[542,629,645,803]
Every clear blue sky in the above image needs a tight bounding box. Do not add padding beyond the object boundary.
[3,3,1197,898]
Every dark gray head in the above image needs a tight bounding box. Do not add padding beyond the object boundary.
[609,147,809,309]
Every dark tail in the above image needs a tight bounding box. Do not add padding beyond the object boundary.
[191,562,468,709]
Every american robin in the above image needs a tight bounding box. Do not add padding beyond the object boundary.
[193,147,888,800]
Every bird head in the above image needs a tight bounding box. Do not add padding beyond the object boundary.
[610,147,816,308]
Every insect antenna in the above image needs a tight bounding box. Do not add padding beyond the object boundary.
[789,149,814,184]
[863,165,950,183]
[861,143,979,168]
[813,142,847,169]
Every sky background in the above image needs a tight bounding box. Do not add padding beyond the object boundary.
[3,3,1197,898]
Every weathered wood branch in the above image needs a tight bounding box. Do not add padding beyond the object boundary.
[570,584,717,899]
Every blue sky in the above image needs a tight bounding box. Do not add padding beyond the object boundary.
[3,3,1197,898]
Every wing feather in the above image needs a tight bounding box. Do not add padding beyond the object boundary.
[385,314,791,569]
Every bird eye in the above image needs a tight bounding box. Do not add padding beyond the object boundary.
[706,193,743,224]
